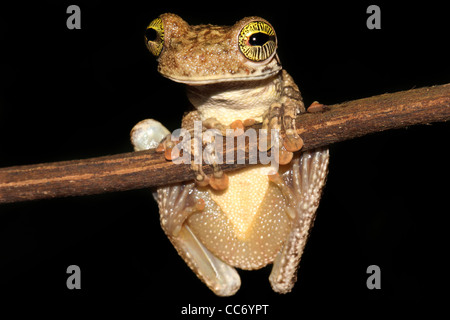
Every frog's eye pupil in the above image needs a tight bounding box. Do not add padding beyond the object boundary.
[248,33,270,46]
[145,28,158,42]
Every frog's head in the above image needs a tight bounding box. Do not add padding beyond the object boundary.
[145,13,282,85]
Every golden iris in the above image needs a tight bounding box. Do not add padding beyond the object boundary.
[145,17,164,57]
[238,21,277,62]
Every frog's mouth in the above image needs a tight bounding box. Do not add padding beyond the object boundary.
[159,55,282,85]
[164,67,282,85]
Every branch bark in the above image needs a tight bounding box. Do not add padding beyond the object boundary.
[1,84,449,204]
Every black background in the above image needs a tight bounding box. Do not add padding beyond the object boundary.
[0,0,448,311]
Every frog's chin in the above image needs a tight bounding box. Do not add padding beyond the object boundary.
[161,67,282,86]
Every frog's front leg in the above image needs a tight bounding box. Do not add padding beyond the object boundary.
[180,111,234,190]
[261,70,305,164]
[269,148,330,293]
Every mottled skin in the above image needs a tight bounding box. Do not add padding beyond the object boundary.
[155,14,282,84]
[131,13,329,296]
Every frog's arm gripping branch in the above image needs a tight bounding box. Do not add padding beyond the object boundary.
[1,84,449,204]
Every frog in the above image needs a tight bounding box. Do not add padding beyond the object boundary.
[131,13,329,296]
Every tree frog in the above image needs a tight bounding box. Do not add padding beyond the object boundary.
[131,13,329,296]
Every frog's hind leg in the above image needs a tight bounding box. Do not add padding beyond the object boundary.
[131,119,240,296]
[156,184,241,296]
[269,148,329,293]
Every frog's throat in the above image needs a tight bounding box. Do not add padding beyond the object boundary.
[186,72,283,126]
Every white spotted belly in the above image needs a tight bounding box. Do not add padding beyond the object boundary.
[187,165,292,270]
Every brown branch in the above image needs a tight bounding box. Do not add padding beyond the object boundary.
[1,84,449,204]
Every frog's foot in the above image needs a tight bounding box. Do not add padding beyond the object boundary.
[156,184,241,296]
[268,172,297,219]
[163,188,205,237]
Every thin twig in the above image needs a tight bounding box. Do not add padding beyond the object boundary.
[0,84,449,204]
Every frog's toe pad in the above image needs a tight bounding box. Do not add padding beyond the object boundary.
[307,101,329,113]
[209,172,229,190]
[131,119,170,151]
[283,133,304,152]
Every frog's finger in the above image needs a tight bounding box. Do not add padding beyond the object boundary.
[282,102,304,152]
[259,102,282,151]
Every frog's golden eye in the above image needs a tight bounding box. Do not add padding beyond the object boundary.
[145,17,164,57]
[238,21,277,62]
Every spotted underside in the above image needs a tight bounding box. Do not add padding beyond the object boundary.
[187,165,292,270]
[153,148,330,296]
